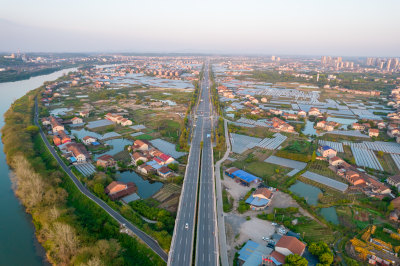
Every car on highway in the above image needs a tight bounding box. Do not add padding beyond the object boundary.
[185,223,189,230]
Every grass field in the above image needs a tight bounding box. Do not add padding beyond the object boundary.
[113,150,131,163]
[295,220,335,244]
[134,134,153,140]
[307,160,344,182]
[232,160,288,180]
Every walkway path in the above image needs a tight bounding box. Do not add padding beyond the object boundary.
[215,118,231,266]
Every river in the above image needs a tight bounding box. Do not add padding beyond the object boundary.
[0,68,76,265]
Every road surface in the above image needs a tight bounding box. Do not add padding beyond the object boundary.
[215,118,231,266]
[34,99,168,262]
[169,62,218,266]
[195,65,218,266]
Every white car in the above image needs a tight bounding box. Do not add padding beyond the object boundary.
[185,223,189,230]
[262,237,269,241]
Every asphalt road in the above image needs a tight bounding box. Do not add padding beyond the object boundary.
[195,66,218,266]
[169,63,218,266]
[34,99,168,263]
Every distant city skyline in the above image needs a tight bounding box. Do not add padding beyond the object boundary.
[0,0,399,57]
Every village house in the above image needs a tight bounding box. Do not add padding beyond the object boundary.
[271,117,295,133]
[315,121,338,131]
[53,130,71,146]
[369,128,379,137]
[329,156,344,167]
[318,145,337,158]
[274,235,306,257]
[79,110,90,117]
[96,154,115,168]
[105,181,137,201]
[49,116,65,133]
[270,109,282,115]
[387,175,400,189]
[132,140,149,151]
[157,166,172,178]
[82,136,97,145]
[387,128,400,138]
[352,123,365,131]
[138,164,156,175]
[105,113,133,126]
[41,117,51,126]
[131,152,148,165]
[377,122,386,129]
[308,107,321,116]
[65,143,90,163]
[245,187,274,210]
[297,110,307,117]
[345,170,366,186]
[283,113,298,120]
[71,117,83,124]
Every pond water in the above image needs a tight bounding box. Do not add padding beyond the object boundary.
[49,107,73,116]
[159,100,177,106]
[70,128,133,159]
[99,72,194,90]
[96,138,133,159]
[319,207,339,225]
[289,181,322,206]
[327,117,357,129]
[116,171,163,199]
[302,120,317,136]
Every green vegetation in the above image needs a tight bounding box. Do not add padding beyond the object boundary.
[308,241,334,265]
[285,254,308,266]
[276,140,315,162]
[129,200,175,233]
[2,86,164,265]
[258,207,335,244]
[222,190,233,212]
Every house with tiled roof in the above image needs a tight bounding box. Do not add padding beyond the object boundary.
[131,152,148,165]
[157,166,172,178]
[71,117,83,124]
[132,139,149,151]
[318,145,337,158]
[275,235,306,256]
[82,136,97,145]
[387,175,400,188]
[97,154,115,168]
[105,181,137,201]
[245,187,274,210]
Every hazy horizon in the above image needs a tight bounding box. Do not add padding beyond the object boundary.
[1,0,399,57]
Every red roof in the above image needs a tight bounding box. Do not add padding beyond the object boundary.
[275,235,306,255]
[159,153,171,161]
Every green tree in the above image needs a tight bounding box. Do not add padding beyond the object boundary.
[319,252,334,265]
[26,125,39,135]
[285,254,308,266]
[168,163,178,171]
[311,150,317,162]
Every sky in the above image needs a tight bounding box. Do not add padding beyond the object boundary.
[0,0,399,56]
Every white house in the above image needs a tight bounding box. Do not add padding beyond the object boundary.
[71,117,83,124]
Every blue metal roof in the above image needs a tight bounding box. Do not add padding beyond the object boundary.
[322,145,333,151]
[146,160,163,169]
[245,195,270,207]
[231,170,260,183]
[238,240,259,262]
[91,141,100,146]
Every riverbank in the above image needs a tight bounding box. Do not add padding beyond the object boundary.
[1,76,165,265]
